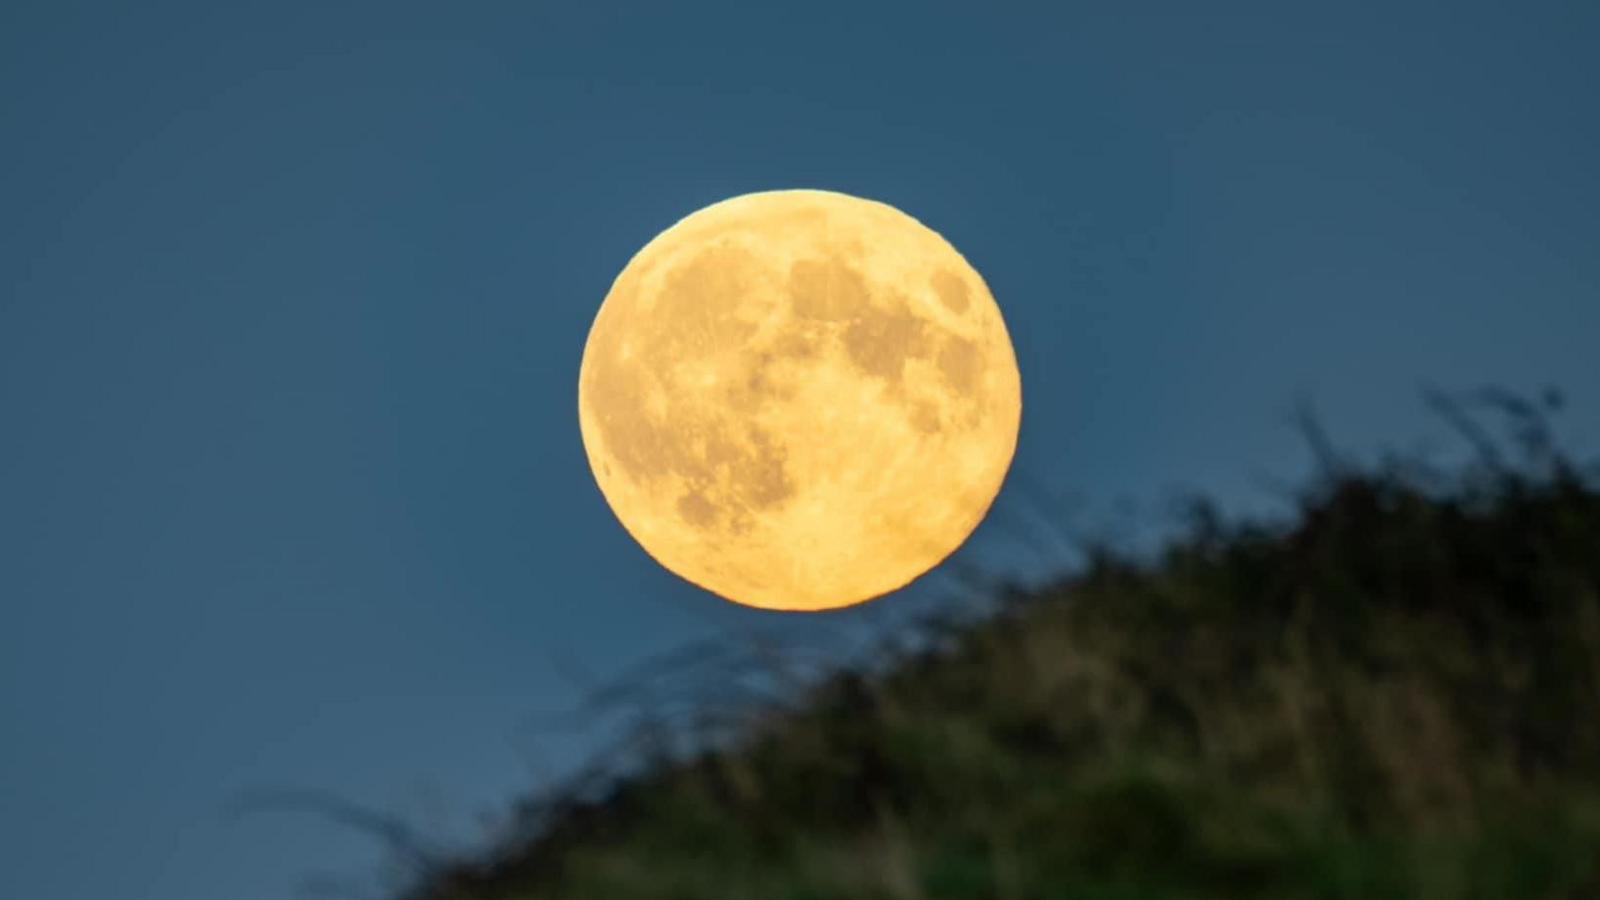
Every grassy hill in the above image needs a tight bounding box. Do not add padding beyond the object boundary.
[400,394,1600,899]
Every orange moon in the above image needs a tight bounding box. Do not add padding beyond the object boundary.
[578,190,1021,611]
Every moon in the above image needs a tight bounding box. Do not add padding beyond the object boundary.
[578,189,1021,612]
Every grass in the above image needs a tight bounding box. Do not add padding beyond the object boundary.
[396,391,1600,899]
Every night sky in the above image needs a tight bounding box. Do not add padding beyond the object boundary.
[3,3,1597,899]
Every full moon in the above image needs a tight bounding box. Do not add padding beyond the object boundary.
[578,189,1021,611]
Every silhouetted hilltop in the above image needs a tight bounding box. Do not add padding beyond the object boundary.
[400,392,1600,899]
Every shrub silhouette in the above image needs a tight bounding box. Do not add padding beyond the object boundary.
[394,390,1600,900]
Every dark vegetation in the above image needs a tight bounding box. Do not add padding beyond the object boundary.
[394,390,1600,899]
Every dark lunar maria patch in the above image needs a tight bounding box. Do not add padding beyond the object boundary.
[790,258,869,321]
[932,269,970,314]
[843,299,932,381]
[937,336,981,395]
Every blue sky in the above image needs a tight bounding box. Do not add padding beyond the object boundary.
[3,3,1597,898]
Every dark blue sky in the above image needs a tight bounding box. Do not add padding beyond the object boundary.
[3,3,1597,898]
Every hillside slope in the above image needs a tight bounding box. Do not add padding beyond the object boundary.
[404,405,1600,900]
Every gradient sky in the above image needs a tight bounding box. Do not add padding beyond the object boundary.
[3,3,1597,899]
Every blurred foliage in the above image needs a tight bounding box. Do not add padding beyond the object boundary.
[402,391,1600,899]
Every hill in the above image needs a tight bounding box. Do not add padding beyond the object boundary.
[400,394,1600,899]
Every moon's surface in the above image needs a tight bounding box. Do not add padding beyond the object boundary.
[578,189,1021,611]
